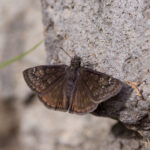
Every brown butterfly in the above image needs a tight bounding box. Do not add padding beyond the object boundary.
[23,56,122,114]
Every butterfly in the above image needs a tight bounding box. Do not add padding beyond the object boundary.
[23,56,123,114]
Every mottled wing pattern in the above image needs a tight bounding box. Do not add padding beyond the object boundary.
[80,68,123,103]
[38,76,69,111]
[23,65,69,111]
[69,77,98,114]
[23,65,67,93]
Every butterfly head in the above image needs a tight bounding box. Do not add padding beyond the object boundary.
[71,56,81,68]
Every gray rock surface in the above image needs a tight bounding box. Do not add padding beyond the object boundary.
[0,0,150,150]
[41,0,150,149]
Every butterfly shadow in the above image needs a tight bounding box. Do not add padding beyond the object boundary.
[90,83,145,140]
[91,82,134,120]
[110,121,143,140]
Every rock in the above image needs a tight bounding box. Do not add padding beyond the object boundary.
[41,0,150,149]
[0,0,150,150]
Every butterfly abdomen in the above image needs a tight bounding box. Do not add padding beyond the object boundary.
[65,66,79,101]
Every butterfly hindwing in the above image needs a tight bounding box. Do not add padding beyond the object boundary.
[38,76,69,111]
[23,65,67,93]
[80,68,123,103]
[69,75,98,114]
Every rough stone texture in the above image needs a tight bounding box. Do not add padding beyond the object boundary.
[0,0,150,150]
[41,0,150,149]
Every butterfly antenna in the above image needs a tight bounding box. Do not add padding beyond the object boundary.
[60,47,72,59]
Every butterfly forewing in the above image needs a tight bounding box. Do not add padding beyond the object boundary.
[80,68,123,103]
[23,65,67,93]
[69,77,98,114]
[38,76,69,111]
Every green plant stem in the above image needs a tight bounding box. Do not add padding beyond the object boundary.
[0,40,43,69]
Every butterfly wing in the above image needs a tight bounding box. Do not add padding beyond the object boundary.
[80,68,123,103]
[69,74,98,114]
[38,76,69,111]
[23,65,67,93]
[23,65,69,111]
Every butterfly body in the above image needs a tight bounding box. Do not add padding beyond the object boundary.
[23,56,123,114]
